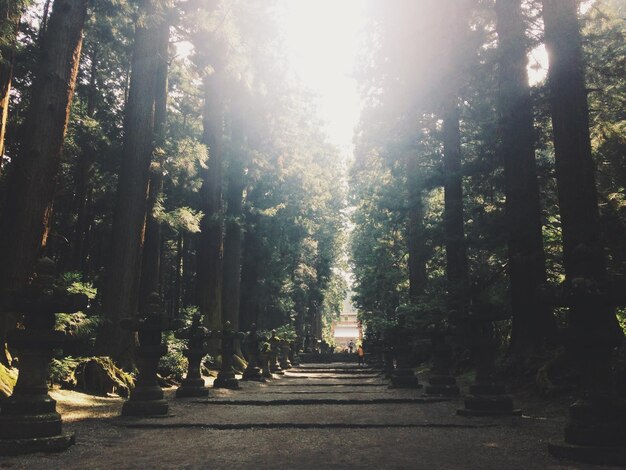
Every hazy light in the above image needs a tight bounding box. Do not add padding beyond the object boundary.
[277,0,366,149]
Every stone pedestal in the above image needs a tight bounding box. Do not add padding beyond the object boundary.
[289,341,301,366]
[269,331,284,375]
[213,322,244,389]
[426,330,459,397]
[260,348,272,379]
[457,317,520,416]
[0,258,87,455]
[279,341,292,370]
[121,293,171,416]
[175,313,210,398]
[387,319,421,389]
[548,290,626,463]
[242,324,263,381]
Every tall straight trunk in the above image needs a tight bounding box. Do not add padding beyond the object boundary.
[406,154,428,302]
[542,0,620,337]
[542,2,623,448]
[442,96,468,306]
[0,0,86,290]
[95,0,163,361]
[0,1,20,167]
[239,186,262,331]
[68,45,97,271]
[139,18,169,308]
[196,72,224,332]
[0,0,86,367]
[221,115,246,331]
[495,0,555,353]
[172,231,183,317]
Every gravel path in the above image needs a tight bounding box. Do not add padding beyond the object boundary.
[0,363,620,469]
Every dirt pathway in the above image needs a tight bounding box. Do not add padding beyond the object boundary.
[0,363,619,469]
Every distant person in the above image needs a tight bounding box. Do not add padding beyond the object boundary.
[348,340,355,353]
[357,344,365,366]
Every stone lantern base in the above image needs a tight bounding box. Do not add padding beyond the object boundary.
[0,433,75,456]
[176,377,209,398]
[457,383,522,416]
[425,375,460,396]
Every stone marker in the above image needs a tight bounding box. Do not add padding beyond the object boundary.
[388,316,422,389]
[259,337,273,379]
[175,312,210,397]
[425,326,459,397]
[242,324,263,381]
[546,274,626,466]
[0,258,87,455]
[212,321,244,389]
[120,293,171,416]
[279,340,292,370]
[269,330,284,375]
[457,310,521,416]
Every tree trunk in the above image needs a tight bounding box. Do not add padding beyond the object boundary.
[543,0,621,337]
[95,0,164,362]
[442,96,468,306]
[0,0,86,367]
[196,72,224,332]
[68,45,97,272]
[495,0,555,354]
[406,154,428,302]
[0,0,86,289]
[172,231,184,317]
[0,1,20,169]
[221,103,246,332]
[239,186,262,331]
[139,18,169,308]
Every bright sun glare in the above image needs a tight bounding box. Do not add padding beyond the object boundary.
[277,0,366,150]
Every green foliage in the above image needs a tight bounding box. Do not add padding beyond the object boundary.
[49,356,81,388]
[158,332,188,382]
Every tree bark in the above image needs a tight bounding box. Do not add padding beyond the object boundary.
[68,45,97,272]
[196,72,224,332]
[0,1,20,169]
[0,0,86,290]
[139,18,169,308]
[406,154,428,302]
[239,186,262,331]
[95,0,164,362]
[221,106,246,331]
[0,0,86,367]
[495,0,555,353]
[543,0,621,336]
[442,96,468,306]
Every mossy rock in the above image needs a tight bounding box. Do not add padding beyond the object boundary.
[232,354,247,373]
[74,357,134,397]
[0,363,18,398]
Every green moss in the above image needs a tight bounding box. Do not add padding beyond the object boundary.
[73,356,135,397]
[0,363,18,398]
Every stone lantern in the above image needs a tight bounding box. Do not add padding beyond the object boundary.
[242,323,263,381]
[212,321,245,389]
[175,312,210,397]
[0,258,87,455]
[120,292,172,417]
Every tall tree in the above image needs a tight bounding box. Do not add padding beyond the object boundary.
[441,96,468,307]
[221,95,246,332]
[542,0,623,449]
[139,15,170,306]
[95,0,166,361]
[406,153,427,301]
[495,0,555,354]
[0,0,24,165]
[0,0,86,366]
[196,71,224,332]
